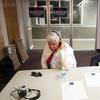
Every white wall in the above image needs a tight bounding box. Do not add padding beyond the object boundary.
[0,0,9,46]
[16,0,25,46]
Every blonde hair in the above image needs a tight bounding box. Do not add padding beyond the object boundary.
[46,31,62,43]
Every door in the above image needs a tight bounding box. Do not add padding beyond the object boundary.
[23,0,71,50]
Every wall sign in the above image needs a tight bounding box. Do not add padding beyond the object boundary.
[53,8,67,17]
[29,7,45,17]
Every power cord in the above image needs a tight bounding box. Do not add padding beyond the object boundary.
[10,86,41,100]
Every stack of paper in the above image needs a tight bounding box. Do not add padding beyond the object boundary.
[85,72,100,87]
[61,81,88,100]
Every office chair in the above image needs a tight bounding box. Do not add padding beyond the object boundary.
[90,55,100,66]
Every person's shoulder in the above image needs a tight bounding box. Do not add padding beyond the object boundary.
[64,42,73,51]
[64,42,71,48]
[43,44,51,52]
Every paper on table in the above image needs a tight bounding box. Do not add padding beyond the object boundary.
[85,72,100,87]
[61,81,88,100]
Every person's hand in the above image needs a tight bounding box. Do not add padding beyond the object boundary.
[60,42,65,50]
[42,68,47,70]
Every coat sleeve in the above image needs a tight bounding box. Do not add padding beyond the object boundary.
[41,45,51,69]
[60,44,77,69]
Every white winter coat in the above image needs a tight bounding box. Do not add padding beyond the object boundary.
[41,42,77,69]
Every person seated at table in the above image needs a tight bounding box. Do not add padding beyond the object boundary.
[41,31,77,70]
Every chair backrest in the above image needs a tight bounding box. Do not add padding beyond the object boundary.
[90,55,100,66]
[14,39,29,63]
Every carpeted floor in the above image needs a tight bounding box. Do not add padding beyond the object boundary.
[17,50,100,70]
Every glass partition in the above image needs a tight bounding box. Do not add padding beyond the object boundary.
[23,0,97,50]
[73,0,97,50]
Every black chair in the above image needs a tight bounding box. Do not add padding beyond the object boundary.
[0,56,16,78]
[90,55,100,66]
[0,56,16,91]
